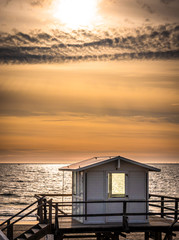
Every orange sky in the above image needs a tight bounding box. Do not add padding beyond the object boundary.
[0,61,178,163]
[0,0,179,163]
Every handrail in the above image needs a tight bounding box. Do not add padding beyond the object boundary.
[1,199,52,231]
[0,196,45,227]
[149,194,179,220]
[36,193,72,197]
[150,194,179,200]
[149,203,175,211]
[50,199,179,204]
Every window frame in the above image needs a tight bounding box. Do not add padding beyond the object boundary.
[107,171,127,199]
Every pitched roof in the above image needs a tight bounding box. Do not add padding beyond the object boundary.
[59,156,160,172]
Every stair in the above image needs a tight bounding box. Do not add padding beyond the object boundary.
[15,223,52,240]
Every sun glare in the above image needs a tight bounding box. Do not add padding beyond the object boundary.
[53,0,101,29]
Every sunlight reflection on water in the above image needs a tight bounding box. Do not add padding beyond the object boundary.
[0,163,178,221]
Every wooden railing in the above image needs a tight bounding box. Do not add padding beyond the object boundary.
[35,194,178,234]
[1,193,178,239]
[149,194,179,220]
[35,193,179,222]
[0,197,53,240]
[52,198,179,234]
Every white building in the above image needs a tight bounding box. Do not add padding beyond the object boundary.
[59,156,160,224]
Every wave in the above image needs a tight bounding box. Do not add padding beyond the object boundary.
[0,202,28,206]
[0,193,19,197]
[0,213,36,217]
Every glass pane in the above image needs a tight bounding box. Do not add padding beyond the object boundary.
[112,173,125,195]
[108,173,125,198]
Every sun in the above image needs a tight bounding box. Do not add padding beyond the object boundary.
[53,0,101,29]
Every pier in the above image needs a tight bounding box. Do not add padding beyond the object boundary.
[0,193,179,240]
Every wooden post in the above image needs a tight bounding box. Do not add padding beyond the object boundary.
[174,199,178,221]
[44,198,47,222]
[154,232,161,240]
[7,220,13,240]
[54,232,63,240]
[55,203,59,235]
[38,198,43,223]
[161,196,164,218]
[122,201,126,229]
[96,233,101,240]
[49,199,52,224]
[145,232,150,240]
[113,232,119,240]
[122,201,129,233]
[168,234,173,240]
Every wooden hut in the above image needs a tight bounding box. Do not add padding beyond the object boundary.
[59,156,160,224]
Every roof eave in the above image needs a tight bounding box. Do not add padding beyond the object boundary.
[59,156,120,172]
[119,156,161,172]
[59,156,161,172]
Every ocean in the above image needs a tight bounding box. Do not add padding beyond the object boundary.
[0,163,178,222]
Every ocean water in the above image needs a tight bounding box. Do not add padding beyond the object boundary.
[0,163,178,222]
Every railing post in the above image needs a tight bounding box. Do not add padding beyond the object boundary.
[122,201,129,232]
[145,232,150,240]
[175,199,178,221]
[38,198,43,223]
[7,220,13,240]
[49,199,52,224]
[161,196,164,218]
[55,203,59,235]
[43,198,47,222]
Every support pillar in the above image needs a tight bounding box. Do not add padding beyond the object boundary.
[96,233,101,240]
[154,232,162,240]
[145,232,150,240]
[168,234,173,240]
[54,233,63,240]
[7,220,13,240]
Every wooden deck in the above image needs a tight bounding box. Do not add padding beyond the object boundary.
[53,217,179,240]
[57,216,179,232]
[3,217,178,240]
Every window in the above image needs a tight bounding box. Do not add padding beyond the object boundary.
[108,173,126,198]
[72,172,77,195]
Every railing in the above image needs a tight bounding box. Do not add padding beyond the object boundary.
[36,193,178,235]
[1,193,178,239]
[149,194,179,220]
[0,196,53,240]
[35,193,179,220]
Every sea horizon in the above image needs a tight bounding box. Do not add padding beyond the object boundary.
[0,163,178,221]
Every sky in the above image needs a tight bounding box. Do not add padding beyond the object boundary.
[0,0,179,163]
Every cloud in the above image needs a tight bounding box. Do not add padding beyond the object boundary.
[136,0,154,14]
[0,79,179,124]
[0,24,179,63]
[160,0,176,4]
[3,0,52,7]
[29,0,52,7]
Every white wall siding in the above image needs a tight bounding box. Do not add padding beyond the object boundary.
[85,171,105,224]
[128,171,147,223]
